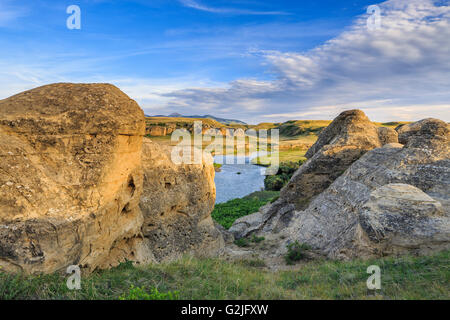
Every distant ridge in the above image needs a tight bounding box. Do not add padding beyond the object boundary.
[150,113,247,125]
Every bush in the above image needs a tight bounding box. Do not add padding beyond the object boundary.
[264,175,285,191]
[251,235,265,243]
[119,285,179,300]
[234,238,250,247]
[285,241,311,265]
[234,235,265,247]
[264,161,304,191]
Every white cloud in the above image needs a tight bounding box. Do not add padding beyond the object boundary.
[1,0,449,124]
[163,0,450,123]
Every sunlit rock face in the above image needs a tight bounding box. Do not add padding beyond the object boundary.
[232,110,398,239]
[281,118,449,259]
[140,138,224,262]
[230,111,449,260]
[0,83,152,274]
[280,109,398,211]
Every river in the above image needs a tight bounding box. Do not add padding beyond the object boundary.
[214,152,268,204]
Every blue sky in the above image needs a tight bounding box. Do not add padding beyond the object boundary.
[0,0,449,123]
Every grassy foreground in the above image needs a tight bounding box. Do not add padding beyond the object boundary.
[0,250,448,300]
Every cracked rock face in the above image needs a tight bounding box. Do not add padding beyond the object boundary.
[0,83,151,274]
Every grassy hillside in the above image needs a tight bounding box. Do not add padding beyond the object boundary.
[146,118,410,164]
[252,150,307,166]
[374,121,410,128]
[1,250,448,299]
[275,120,331,137]
[146,116,225,128]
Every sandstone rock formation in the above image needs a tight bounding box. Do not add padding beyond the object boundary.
[146,125,167,136]
[140,138,223,261]
[229,211,263,240]
[396,118,446,147]
[0,83,224,274]
[246,117,449,260]
[230,112,449,260]
[281,117,449,259]
[0,83,151,274]
[230,110,398,239]
[281,110,398,210]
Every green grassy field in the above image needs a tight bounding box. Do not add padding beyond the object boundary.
[252,150,307,166]
[1,250,448,300]
[212,191,280,229]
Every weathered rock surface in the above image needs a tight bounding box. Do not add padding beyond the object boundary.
[214,221,235,245]
[282,110,398,210]
[279,118,450,259]
[140,138,224,261]
[229,211,263,240]
[0,83,151,274]
[146,125,167,136]
[231,110,398,239]
[396,118,448,148]
[230,112,449,260]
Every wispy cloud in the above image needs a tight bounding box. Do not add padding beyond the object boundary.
[179,0,288,15]
[0,1,28,27]
[162,0,450,123]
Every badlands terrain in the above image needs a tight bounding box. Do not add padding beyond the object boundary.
[0,83,448,299]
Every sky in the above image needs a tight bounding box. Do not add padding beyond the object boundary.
[0,0,449,124]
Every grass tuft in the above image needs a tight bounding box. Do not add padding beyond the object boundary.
[0,250,448,299]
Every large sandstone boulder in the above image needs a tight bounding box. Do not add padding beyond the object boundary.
[280,118,450,259]
[230,110,398,239]
[140,139,224,261]
[281,109,398,210]
[0,83,151,274]
[396,118,447,148]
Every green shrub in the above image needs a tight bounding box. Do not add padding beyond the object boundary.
[285,241,311,265]
[264,175,285,191]
[264,161,304,191]
[234,235,265,247]
[119,285,179,300]
[234,238,250,247]
[251,235,265,243]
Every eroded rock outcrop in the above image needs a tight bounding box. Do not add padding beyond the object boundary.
[140,139,223,262]
[277,118,449,259]
[146,126,167,136]
[0,83,225,274]
[230,110,398,239]
[0,83,151,274]
[281,110,398,210]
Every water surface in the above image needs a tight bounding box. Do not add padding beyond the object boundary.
[214,153,268,204]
